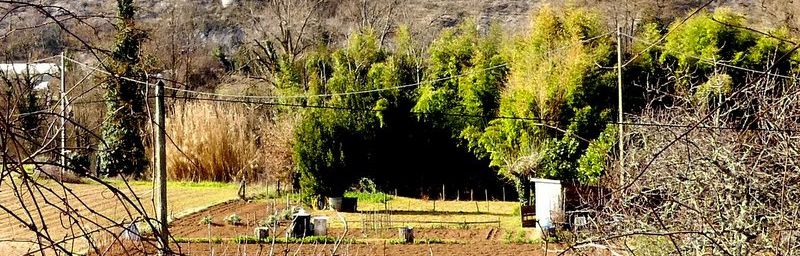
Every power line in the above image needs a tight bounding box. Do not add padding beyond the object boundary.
[620,32,800,81]
[164,95,800,133]
[28,55,61,63]
[61,32,613,101]
[65,55,503,99]
[618,0,715,68]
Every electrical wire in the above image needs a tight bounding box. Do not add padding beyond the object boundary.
[62,32,613,101]
[163,95,800,133]
[617,0,715,68]
[620,32,800,81]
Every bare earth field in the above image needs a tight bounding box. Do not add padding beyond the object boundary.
[3,183,574,255]
[145,198,571,256]
[0,179,262,255]
[100,240,562,256]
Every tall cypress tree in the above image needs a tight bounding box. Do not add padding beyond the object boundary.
[98,0,147,177]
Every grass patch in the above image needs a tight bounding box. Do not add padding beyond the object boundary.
[503,229,541,244]
[2,164,37,176]
[344,191,393,204]
[314,196,520,230]
[102,179,236,189]
[167,181,234,188]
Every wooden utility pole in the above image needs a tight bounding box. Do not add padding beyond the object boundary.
[59,51,67,177]
[616,25,625,185]
[154,80,169,255]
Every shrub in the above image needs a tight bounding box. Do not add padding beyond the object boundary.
[260,206,297,227]
[343,191,393,204]
[199,215,213,225]
[66,150,92,177]
[224,213,242,225]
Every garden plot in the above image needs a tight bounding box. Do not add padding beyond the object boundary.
[152,194,563,256]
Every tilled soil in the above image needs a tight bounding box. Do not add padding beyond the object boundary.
[332,227,508,241]
[177,242,553,256]
[170,200,511,243]
[98,200,584,256]
[101,241,559,256]
[170,200,278,238]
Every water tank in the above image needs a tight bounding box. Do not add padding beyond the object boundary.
[312,217,329,236]
[290,208,312,238]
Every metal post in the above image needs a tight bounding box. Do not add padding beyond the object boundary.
[616,25,625,185]
[154,80,169,255]
[485,189,489,212]
[59,51,67,177]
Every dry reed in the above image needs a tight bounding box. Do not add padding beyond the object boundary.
[163,102,295,182]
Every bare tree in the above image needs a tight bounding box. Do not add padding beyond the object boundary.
[0,1,176,254]
[561,47,800,256]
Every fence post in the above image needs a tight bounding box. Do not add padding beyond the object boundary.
[485,189,489,212]
[276,180,281,196]
[154,80,169,255]
[442,184,445,201]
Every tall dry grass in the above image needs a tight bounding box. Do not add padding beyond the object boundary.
[163,102,295,182]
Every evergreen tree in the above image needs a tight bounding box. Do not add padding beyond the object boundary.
[98,0,147,177]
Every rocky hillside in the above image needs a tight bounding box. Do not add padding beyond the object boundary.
[33,0,795,50]
[5,0,796,79]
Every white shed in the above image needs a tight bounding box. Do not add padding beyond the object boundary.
[531,178,564,229]
[0,63,59,91]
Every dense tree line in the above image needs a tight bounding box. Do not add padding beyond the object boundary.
[271,7,800,203]
[5,0,798,207]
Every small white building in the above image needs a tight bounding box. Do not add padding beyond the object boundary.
[221,0,236,8]
[0,63,59,91]
[530,178,564,229]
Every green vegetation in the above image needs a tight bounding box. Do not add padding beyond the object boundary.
[174,235,358,246]
[230,236,355,244]
[502,229,540,244]
[284,6,800,205]
[260,206,298,227]
[344,191,393,204]
[387,238,461,244]
[344,178,393,203]
[9,0,797,210]
[293,29,417,200]
[224,213,242,225]
[98,0,148,178]
[199,215,213,225]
